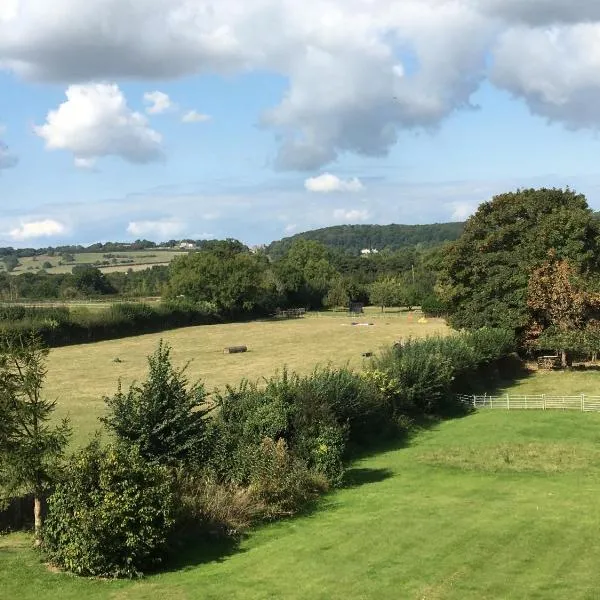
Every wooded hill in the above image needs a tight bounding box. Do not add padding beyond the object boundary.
[267,222,465,257]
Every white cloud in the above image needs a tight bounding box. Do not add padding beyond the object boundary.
[182,110,211,123]
[333,209,370,222]
[9,219,67,241]
[127,219,186,238]
[144,91,175,115]
[284,224,298,234]
[449,202,476,221]
[34,83,163,166]
[4,1,600,168]
[305,173,365,193]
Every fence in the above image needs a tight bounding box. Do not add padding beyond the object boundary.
[458,394,600,412]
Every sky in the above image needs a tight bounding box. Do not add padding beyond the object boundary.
[2,0,600,247]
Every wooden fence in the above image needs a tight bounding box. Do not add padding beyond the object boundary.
[458,394,600,412]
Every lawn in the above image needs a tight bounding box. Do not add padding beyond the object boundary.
[44,309,449,445]
[3,410,600,599]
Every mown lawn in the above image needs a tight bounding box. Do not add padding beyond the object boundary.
[3,410,600,599]
[44,310,449,446]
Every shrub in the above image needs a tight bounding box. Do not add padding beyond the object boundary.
[44,440,176,578]
[102,341,212,467]
[247,438,328,520]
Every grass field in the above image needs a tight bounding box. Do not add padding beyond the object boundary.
[43,310,449,445]
[494,367,600,397]
[9,250,186,275]
[3,410,600,599]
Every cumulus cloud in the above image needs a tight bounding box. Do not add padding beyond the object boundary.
[144,91,175,114]
[182,110,211,123]
[3,1,600,168]
[305,173,365,193]
[333,208,370,222]
[127,219,186,238]
[9,219,66,241]
[34,83,163,165]
[491,24,600,129]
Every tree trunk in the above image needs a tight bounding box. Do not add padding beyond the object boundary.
[560,348,568,369]
[381,304,384,313]
[33,495,43,547]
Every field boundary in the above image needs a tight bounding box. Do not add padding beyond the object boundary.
[458,394,600,412]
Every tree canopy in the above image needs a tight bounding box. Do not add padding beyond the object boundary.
[440,188,600,333]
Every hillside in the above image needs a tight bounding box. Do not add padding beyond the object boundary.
[267,222,464,257]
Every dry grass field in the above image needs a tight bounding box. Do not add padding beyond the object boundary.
[44,309,449,445]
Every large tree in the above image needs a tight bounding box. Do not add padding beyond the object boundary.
[440,188,600,332]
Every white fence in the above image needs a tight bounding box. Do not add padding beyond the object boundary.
[458,394,600,413]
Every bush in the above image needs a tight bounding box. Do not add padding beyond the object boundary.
[421,294,447,317]
[246,438,328,520]
[44,440,176,578]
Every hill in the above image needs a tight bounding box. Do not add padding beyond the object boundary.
[267,222,464,257]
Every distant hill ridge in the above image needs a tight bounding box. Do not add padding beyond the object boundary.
[267,222,465,257]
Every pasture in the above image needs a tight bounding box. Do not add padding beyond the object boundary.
[3,410,600,598]
[8,249,186,275]
[44,310,449,445]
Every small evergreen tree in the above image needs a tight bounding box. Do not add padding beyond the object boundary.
[0,332,71,545]
[102,340,212,467]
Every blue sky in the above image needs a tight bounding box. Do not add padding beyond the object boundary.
[1,1,600,247]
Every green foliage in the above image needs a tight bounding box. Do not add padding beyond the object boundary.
[0,333,71,539]
[246,438,328,520]
[44,440,176,578]
[442,188,600,333]
[421,294,447,317]
[102,341,211,467]
[369,277,402,311]
[168,248,277,314]
[370,329,515,415]
[267,222,464,258]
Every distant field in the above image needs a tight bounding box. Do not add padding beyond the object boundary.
[43,309,449,446]
[7,249,186,275]
[4,410,600,599]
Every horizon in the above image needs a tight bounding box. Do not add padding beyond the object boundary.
[3,2,600,247]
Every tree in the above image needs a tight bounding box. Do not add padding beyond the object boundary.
[369,277,402,312]
[0,333,71,544]
[168,249,275,313]
[102,340,213,467]
[527,256,600,367]
[72,265,116,295]
[441,188,600,332]
[323,278,350,309]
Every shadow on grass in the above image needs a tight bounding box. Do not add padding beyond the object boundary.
[342,467,394,488]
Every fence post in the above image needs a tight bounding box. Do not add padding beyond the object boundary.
[582,393,585,412]
[472,395,476,408]
[543,394,546,410]
[507,393,510,410]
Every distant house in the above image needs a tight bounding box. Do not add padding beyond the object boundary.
[361,248,379,255]
[179,242,196,250]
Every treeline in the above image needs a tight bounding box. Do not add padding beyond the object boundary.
[0,328,515,577]
[267,222,464,258]
[0,302,224,347]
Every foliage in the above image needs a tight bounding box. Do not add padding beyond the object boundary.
[0,333,71,541]
[369,277,402,311]
[102,340,212,467]
[246,438,328,520]
[441,188,600,333]
[168,247,277,314]
[43,439,176,578]
[267,222,464,258]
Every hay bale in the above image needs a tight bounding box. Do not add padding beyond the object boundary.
[224,346,248,354]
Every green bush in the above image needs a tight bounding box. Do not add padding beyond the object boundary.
[247,438,328,520]
[44,440,176,578]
